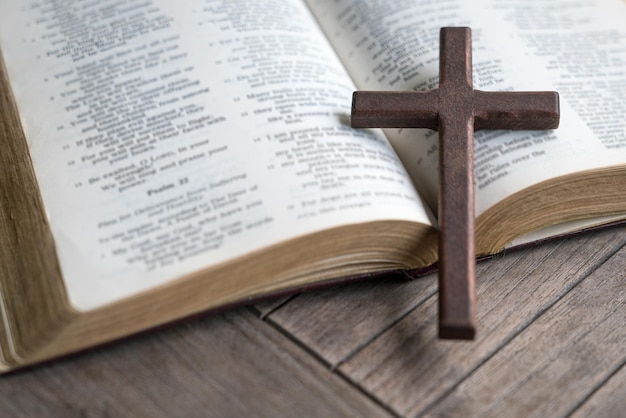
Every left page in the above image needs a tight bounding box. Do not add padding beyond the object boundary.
[0,0,434,310]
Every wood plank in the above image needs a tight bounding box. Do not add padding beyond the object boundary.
[267,273,437,367]
[572,362,626,418]
[0,309,391,418]
[303,226,626,416]
[426,242,626,417]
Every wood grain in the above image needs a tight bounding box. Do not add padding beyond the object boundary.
[0,309,390,418]
[274,226,626,416]
[572,362,626,418]
[426,242,626,417]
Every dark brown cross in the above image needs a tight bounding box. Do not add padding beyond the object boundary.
[351,27,559,340]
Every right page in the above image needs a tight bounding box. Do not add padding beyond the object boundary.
[306,0,626,222]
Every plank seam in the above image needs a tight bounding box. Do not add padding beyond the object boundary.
[249,295,300,319]
[256,306,402,418]
[333,285,439,370]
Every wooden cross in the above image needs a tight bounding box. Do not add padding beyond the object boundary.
[351,27,560,340]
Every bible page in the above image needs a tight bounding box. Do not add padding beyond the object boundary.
[0,0,434,310]
[306,0,626,218]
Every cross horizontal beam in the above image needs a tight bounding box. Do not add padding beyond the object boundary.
[351,90,559,130]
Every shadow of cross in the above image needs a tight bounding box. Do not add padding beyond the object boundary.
[351,27,560,340]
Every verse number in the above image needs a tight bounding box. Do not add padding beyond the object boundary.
[179,177,189,185]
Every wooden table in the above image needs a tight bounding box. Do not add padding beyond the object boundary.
[1,225,624,417]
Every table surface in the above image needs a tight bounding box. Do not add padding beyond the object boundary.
[1,224,625,417]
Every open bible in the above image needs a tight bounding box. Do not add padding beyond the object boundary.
[1,0,625,371]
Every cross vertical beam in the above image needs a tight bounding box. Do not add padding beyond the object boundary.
[351,27,559,340]
[437,27,476,339]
